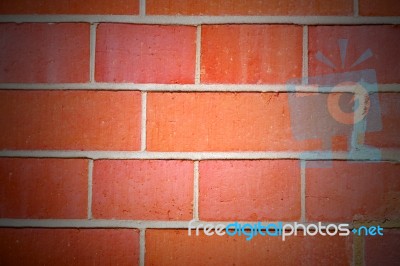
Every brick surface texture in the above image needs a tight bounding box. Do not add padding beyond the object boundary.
[0,0,398,265]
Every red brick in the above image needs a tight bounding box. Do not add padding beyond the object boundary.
[145,229,353,266]
[147,0,353,15]
[0,229,139,265]
[360,0,400,16]
[309,26,400,84]
[201,25,302,84]
[0,158,87,219]
[95,24,196,83]
[199,160,300,221]
[306,161,400,221]
[365,229,400,266]
[92,160,193,220]
[147,92,323,151]
[0,0,138,15]
[365,93,400,149]
[0,23,89,83]
[0,90,141,150]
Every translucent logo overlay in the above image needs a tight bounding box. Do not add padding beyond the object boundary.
[287,39,382,167]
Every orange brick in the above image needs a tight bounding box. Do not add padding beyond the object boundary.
[365,229,400,265]
[309,26,400,84]
[147,0,353,15]
[92,160,193,220]
[201,25,302,84]
[0,0,139,15]
[145,229,353,265]
[0,23,89,83]
[306,161,400,221]
[360,0,400,16]
[199,160,301,221]
[147,92,322,151]
[0,158,88,219]
[0,229,139,265]
[365,93,400,149]
[95,24,196,83]
[0,90,141,150]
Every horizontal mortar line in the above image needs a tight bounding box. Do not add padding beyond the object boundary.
[0,15,400,25]
[1,219,398,229]
[0,83,399,92]
[0,150,399,161]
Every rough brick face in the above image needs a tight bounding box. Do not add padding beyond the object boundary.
[147,0,353,15]
[359,0,400,16]
[0,90,141,150]
[309,25,400,84]
[147,92,324,151]
[0,0,139,14]
[306,161,400,222]
[95,24,196,83]
[365,230,400,266]
[92,160,193,220]
[0,158,88,219]
[0,23,89,83]
[199,160,301,221]
[365,93,400,149]
[0,229,139,265]
[201,25,303,84]
[145,230,353,266]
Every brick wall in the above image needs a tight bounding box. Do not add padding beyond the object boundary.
[0,1,399,265]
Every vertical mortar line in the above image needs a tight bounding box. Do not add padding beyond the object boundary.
[193,161,199,221]
[139,0,146,16]
[141,92,147,151]
[302,25,308,85]
[353,234,365,266]
[300,160,306,223]
[354,0,359,17]
[195,25,202,85]
[88,159,94,220]
[139,229,146,266]
[89,23,97,83]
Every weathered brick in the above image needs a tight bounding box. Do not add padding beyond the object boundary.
[92,160,193,220]
[0,0,139,15]
[95,24,196,83]
[0,229,139,265]
[359,0,400,16]
[145,229,353,265]
[365,229,400,266]
[0,23,89,83]
[0,158,88,219]
[147,92,322,151]
[201,25,302,84]
[147,0,353,15]
[306,161,400,221]
[309,26,400,84]
[365,93,400,149]
[199,160,301,221]
[0,90,141,150]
